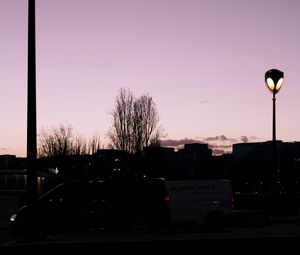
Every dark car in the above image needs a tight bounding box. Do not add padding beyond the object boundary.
[9,177,170,239]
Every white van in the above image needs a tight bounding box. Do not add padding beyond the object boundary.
[165,179,233,229]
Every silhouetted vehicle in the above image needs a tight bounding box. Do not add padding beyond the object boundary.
[9,177,170,240]
[165,179,233,231]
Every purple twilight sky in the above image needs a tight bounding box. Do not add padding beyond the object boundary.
[1,0,300,156]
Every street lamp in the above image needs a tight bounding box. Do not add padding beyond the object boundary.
[265,69,284,142]
[265,68,284,215]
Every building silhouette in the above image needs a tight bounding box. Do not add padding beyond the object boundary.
[1,140,300,221]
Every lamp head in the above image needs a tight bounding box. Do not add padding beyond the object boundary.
[265,69,284,94]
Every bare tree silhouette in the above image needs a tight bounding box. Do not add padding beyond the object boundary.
[88,131,102,154]
[38,123,87,157]
[108,88,164,153]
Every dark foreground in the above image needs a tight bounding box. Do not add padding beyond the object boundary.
[2,236,299,254]
[2,218,300,255]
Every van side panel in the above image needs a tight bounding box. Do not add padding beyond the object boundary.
[165,180,232,224]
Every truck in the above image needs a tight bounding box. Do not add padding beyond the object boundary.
[165,179,233,230]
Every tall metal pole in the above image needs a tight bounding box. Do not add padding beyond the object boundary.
[272,92,280,182]
[271,91,280,215]
[272,93,276,142]
[272,93,278,183]
[27,0,37,203]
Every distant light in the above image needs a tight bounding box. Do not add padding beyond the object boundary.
[49,167,59,174]
[10,214,17,222]
[164,194,172,201]
[91,180,104,183]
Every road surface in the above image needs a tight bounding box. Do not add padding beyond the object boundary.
[1,218,300,254]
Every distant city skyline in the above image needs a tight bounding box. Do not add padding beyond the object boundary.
[1,0,300,157]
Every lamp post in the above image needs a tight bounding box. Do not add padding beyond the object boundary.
[27,0,37,203]
[265,68,284,214]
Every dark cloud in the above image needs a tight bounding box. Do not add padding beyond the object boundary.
[219,135,228,141]
[203,135,237,143]
[160,138,233,155]
[203,136,219,142]
[239,135,262,143]
[160,135,263,156]
[199,99,211,104]
[240,136,248,143]
[211,149,226,155]
[0,147,9,151]
[160,138,204,147]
